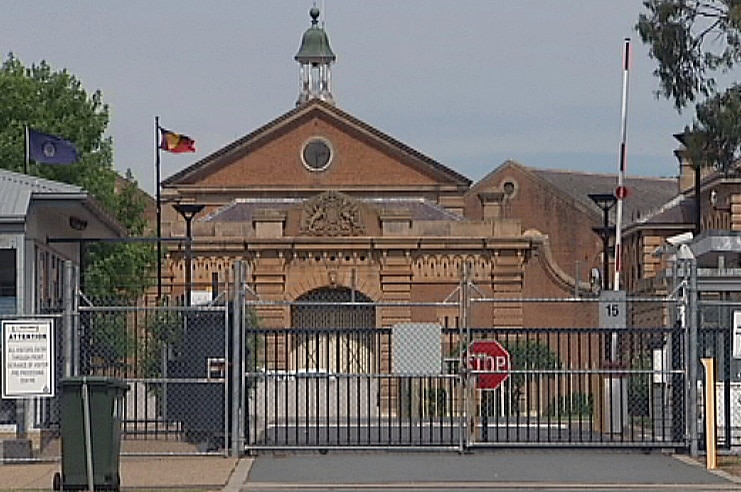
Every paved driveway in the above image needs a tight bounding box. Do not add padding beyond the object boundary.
[239,450,741,491]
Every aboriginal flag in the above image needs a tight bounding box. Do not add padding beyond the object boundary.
[159,127,195,153]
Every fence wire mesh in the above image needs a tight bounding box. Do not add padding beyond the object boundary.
[75,300,230,454]
[0,282,705,458]
[697,297,741,449]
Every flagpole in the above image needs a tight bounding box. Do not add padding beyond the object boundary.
[155,116,162,301]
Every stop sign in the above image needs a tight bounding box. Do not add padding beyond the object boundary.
[468,340,510,389]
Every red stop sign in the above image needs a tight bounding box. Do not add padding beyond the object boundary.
[468,340,511,389]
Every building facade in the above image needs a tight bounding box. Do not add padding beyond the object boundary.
[157,9,721,372]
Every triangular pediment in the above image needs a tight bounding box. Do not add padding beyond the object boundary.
[162,100,470,192]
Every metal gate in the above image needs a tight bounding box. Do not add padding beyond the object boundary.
[76,300,231,453]
[2,263,696,460]
[245,289,463,451]
[244,291,688,452]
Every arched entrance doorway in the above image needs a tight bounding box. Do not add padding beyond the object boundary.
[291,287,376,373]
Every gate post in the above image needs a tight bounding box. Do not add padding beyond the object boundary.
[460,264,474,452]
[678,245,698,457]
[230,261,245,457]
[63,261,74,378]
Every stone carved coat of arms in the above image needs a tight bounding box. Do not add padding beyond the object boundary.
[300,190,365,236]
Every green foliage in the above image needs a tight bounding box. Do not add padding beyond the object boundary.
[142,307,264,382]
[85,312,137,371]
[0,53,156,302]
[687,85,741,174]
[501,340,562,415]
[628,352,652,417]
[0,53,116,204]
[141,309,185,379]
[637,1,741,174]
[548,393,594,418]
[421,387,448,417]
[0,53,156,365]
[244,308,264,389]
[636,1,741,112]
[84,171,157,303]
[464,339,563,417]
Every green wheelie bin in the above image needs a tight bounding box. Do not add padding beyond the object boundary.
[54,377,129,491]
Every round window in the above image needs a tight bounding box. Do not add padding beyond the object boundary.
[502,180,517,197]
[301,138,333,171]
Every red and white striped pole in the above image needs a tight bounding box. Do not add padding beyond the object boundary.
[613,38,630,291]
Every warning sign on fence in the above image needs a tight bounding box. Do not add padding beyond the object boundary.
[2,319,55,398]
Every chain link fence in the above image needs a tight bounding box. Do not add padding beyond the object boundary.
[697,297,741,448]
[3,262,725,458]
[75,291,231,455]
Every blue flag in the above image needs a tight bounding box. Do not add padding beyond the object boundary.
[27,128,78,165]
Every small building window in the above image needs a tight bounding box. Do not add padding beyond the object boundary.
[0,248,17,314]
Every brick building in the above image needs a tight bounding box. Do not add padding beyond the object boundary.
[157,9,720,367]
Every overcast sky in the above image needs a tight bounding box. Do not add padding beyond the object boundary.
[1,1,689,196]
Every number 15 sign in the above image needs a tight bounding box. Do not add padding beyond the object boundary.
[599,290,626,329]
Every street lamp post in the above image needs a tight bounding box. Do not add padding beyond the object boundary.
[173,203,204,307]
[588,193,617,291]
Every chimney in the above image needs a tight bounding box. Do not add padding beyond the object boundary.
[675,148,695,194]
[478,191,505,220]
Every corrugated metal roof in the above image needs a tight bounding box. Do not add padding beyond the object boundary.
[0,168,83,218]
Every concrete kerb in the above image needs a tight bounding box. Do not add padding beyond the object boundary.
[673,453,741,486]
[222,457,254,492]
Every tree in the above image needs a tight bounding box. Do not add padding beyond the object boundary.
[691,84,741,173]
[0,53,155,295]
[0,53,116,206]
[636,1,741,111]
[637,1,741,174]
[0,53,156,368]
[84,170,157,302]
[500,340,561,415]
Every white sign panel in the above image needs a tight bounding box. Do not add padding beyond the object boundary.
[733,311,741,359]
[599,290,627,329]
[190,290,213,306]
[2,319,55,398]
[392,323,442,375]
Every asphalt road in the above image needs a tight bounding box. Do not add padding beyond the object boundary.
[240,449,741,491]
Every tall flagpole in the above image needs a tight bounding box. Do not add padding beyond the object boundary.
[613,38,630,291]
[155,116,162,301]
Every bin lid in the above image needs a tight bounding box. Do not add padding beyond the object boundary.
[61,376,129,391]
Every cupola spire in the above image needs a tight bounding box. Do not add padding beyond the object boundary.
[295,7,336,106]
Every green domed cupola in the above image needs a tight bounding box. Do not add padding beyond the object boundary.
[295,7,336,106]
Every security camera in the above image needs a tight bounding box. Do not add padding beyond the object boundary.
[666,231,693,246]
[590,268,601,294]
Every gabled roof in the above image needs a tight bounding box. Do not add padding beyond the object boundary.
[0,168,125,237]
[531,167,678,225]
[0,168,84,219]
[162,99,472,188]
[476,161,678,226]
[626,194,695,230]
